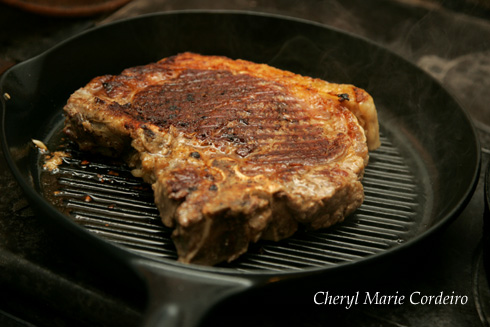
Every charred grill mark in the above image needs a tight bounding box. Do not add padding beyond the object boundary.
[100,77,129,97]
[111,68,353,171]
[166,168,202,200]
[337,93,350,102]
[142,125,155,138]
[236,144,256,157]
[102,82,113,93]
[130,69,303,147]
[94,97,105,104]
[250,136,348,164]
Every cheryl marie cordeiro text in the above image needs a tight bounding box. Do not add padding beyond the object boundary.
[313,291,468,309]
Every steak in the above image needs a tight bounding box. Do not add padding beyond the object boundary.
[63,52,380,265]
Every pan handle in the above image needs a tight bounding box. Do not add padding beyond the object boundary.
[132,258,255,327]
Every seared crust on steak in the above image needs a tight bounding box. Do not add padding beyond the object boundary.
[63,52,380,265]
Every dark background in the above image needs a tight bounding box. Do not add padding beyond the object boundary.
[0,0,489,326]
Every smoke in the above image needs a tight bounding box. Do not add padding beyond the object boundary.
[99,0,490,131]
[418,51,490,127]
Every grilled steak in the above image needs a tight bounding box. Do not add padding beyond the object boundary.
[63,52,380,265]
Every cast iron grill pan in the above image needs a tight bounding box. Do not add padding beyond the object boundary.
[40,128,419,272]
[0,11,480,327]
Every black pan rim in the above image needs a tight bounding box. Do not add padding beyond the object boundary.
[0,9,482,280]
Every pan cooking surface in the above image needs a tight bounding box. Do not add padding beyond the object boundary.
[39,120,421,272]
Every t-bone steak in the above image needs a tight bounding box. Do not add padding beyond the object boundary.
[63,52,380,265]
